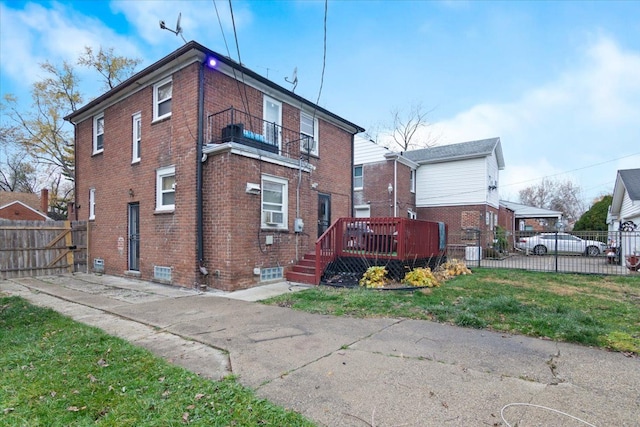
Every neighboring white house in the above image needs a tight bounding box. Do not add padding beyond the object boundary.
[607,168,640,260]
[353,137,506,247]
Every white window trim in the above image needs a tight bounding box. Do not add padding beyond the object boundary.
[132,112,141,163]
[263,96,282,150]
[354,165,363,190]
[89,188,96,220]
[261,175,288,230]
[153,77,172,122]
[93,113,104,155]
[300,111,319,156]
[156,165,176,212]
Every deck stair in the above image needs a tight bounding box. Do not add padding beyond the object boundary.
[285,252,317,285]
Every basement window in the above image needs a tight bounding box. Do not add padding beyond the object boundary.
[260,266,283,282]
[154,266,172,282]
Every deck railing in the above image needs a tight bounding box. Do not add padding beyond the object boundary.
[315,217,447,284]
[206,107,314,159]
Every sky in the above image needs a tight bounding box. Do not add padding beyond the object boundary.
[1,0,639,207]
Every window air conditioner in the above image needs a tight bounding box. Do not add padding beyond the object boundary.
[265,211,281,225]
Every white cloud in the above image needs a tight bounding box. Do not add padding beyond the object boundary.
[428,34,640,202]
[1,1,143,98]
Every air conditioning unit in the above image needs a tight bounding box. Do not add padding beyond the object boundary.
[302,138,316,153]
[264,211,282,225]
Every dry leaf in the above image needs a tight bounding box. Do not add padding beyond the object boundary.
[67,406,80,412]
[186,404,195,410]
[162,390,171,398]
[97,358,109,367]
[87,374,97,383]
[195,393,205,400]
[182,412,189,423]
[158,377,165,382]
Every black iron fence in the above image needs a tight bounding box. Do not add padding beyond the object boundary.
[448,229,640,276]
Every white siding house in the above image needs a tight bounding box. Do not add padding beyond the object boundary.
[405,138,505,210]
[607,168,640,260]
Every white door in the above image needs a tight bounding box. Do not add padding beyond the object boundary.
[263,96,282,150]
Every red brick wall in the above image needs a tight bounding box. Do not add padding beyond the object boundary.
[354,160,415,218]
[201,70,353,290]
[75,61,355,291]
[0,203,47,221]
[417,204,499,247]
[75,63,200,288]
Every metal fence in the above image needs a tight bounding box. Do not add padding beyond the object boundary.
[448,229,640,276]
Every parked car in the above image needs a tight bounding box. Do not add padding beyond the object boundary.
[517,233,607,256]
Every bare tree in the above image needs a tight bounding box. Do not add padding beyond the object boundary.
[388,102,437,152]
[519,178,586,222]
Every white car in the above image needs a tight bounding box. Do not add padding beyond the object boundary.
[517,233,607,256]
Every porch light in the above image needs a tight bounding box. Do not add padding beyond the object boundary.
[388,183,393,194]
[205,57,218,69]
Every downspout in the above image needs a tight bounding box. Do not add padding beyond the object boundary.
[350,134,355,216]
[196,61,206,280]
[393,157,398,217]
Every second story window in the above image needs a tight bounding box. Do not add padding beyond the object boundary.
[300,112,319,156]
[132,112,141,163]
[153,77,172,121]
[93,113,104,154]
[354,165,363,190]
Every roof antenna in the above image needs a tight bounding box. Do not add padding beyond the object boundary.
[285,67,298,92]
[159,12,186,43]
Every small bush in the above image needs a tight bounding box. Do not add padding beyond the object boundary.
[434,259,472,282]
[402,267,440,288]
[359,266,389,288]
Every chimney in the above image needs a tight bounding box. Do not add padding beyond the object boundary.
[40,188,49,215]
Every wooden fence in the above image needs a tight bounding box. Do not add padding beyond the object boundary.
[0,219,88,279]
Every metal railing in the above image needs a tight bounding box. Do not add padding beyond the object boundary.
[448,229,640,275]
[206,107,314,159]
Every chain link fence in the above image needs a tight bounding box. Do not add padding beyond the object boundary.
[448,229,640,275]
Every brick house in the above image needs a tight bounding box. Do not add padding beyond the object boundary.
[354,137,506,252]
[0,189,51,221]
[499,200,563,233]
[65,41,363,291]
[352,135,417,219]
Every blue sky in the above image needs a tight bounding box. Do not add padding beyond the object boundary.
[1,0,639,206]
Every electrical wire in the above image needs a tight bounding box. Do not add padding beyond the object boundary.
[500,403,597,427]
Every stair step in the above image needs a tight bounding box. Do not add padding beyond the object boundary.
[286,270,317,285]
[292,264,315,275]
[297,259,316,268]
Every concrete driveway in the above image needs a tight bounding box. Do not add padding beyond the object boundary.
[2,273,638,426]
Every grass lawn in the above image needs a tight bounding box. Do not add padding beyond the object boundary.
[264,268,640,354]
[0,296,315,427]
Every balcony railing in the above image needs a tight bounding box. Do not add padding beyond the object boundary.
[206,107,314,159]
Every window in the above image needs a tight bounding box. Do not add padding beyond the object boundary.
[89,188,96,220]
[156,166,176,212]
[93,113,104,154]
[300,112,319,156]
[353,165,363,190]
[260,266,284,281]
[261,175,288,229]
[153,77,172,121]
[263,96,282,148]
[410,169,416,193]
[132,112,141,163]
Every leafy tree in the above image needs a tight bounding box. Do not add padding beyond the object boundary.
[519,178,585,222]
[78,46,142,91]
[2,46,141,211]
[573,195,612,231]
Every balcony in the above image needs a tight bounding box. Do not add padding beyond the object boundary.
[206,107,314,159]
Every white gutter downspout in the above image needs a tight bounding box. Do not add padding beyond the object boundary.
[393,157,398,217]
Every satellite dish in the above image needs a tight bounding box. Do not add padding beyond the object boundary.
[285,67,298,92]
[176,12,182,35]
[159,12,186,43]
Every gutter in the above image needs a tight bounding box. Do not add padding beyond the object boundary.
[196,61,206,279]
